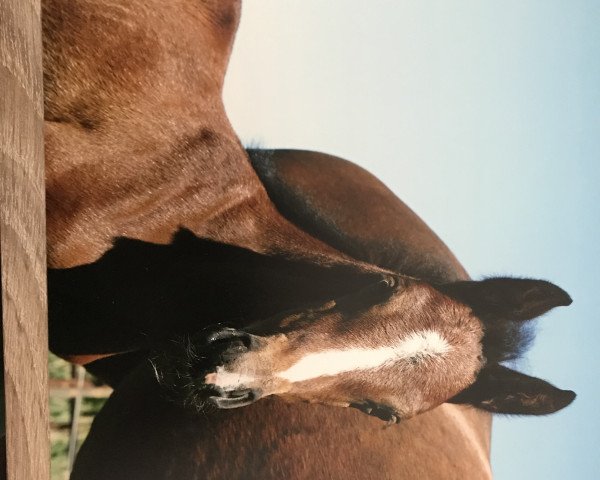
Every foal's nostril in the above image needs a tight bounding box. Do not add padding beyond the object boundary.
[205,328,254,350]
[209,389,259,409]
[204,383,226,398]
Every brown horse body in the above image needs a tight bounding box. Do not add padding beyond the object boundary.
[43,1,573,478]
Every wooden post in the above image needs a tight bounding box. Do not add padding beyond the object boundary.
[0,0,50,479]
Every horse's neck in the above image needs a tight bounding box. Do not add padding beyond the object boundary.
[43,0,371,271]
[46,119,370,270]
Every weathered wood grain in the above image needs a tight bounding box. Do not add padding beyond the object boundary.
[0,0,50,478]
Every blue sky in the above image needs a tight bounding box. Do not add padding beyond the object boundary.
[224,1,600,478]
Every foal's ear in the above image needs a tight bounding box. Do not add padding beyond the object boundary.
[439,278,572,320]
[448,364,576,415]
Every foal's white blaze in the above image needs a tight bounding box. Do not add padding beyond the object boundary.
[278,330,451,383]
[206,366,255,392]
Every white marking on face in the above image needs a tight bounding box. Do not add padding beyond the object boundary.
[277,329,451,383]
[205,366,255,392]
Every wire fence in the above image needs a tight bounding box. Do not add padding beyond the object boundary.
[49,355,111,480]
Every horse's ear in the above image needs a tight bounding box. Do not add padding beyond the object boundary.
[448,364,576,415]
[439,278,572,321]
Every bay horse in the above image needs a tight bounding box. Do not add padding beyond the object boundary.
[42,0,575,478]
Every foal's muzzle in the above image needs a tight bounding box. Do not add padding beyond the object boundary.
[202,327,262,409]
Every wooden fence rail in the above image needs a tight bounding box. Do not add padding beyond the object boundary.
[0,0,50,479]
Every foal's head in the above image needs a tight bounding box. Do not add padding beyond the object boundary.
[170,276,574,422]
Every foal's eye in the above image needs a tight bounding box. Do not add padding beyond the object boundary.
[382,275,399,289]
[350,400,399,423]
[335,276,398,315]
